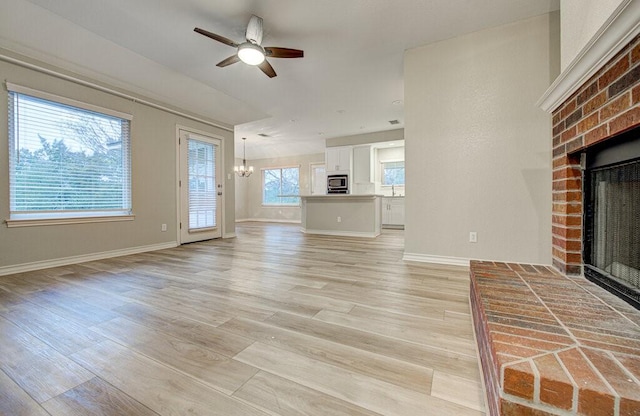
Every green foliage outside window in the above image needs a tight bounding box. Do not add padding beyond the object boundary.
[263,167,300,205]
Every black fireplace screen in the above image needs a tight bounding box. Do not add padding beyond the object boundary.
[584,158,640,309]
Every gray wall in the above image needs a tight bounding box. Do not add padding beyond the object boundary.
[235,153,325,222]
[403,13,560,265]
[0,52,235,272]
[560,0,627,70]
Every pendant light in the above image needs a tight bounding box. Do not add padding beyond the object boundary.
[234,137,254,177]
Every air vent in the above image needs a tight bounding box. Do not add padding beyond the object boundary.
[257,133,270,137]
[388,120,400,125]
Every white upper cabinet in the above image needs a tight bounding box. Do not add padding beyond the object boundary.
[352,145,373,183]
[326,146,352,173]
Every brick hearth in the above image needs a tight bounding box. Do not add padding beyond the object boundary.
[470,260,640,416]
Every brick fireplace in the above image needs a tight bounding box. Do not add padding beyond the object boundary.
[551,34,640,275]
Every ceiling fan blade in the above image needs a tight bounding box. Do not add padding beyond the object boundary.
[216,55,241,67]
[194,28,239,48]
[246,15,264,45]
[258,60,277,78]
[264,47,304,59]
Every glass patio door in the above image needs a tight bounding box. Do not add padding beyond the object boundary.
[179,130,222,243]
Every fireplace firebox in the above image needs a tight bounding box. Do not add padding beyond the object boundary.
[583,127,640,309]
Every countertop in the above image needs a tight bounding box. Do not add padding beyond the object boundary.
[300,194,383,199]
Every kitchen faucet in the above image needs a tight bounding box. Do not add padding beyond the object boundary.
[391,184,395,197]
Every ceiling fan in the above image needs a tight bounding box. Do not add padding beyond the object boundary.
[194,15,304,78]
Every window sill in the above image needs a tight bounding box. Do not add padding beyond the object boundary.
[5,214,135,228]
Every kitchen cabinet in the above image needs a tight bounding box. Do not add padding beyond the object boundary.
[326,146,352,173]
[382,197,405,228]
[352,145,373,183]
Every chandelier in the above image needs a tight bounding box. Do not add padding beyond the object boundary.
[234,137,254,177]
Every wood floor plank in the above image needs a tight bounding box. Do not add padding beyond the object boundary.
[118,288,241,325]
[70,339,269,416]
[263,311,481,381]
[0,316,94,403]
[219,316,433,393]
[113,302,255,357]
[349,304,474,339]
[0,369,49,416]
[233,371,382,416]
[26,288,118,326]
[314,308,478,357]
[42,377,159,416]
[235,342,482,416]
[2,302,106,356]
[0,286,26,313]
[92,317,259,395]
[430,370,486,412]
[290,284,457,317]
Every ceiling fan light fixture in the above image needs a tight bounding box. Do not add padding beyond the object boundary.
[238,42,265,65]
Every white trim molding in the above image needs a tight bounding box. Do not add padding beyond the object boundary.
[6,214,135,228]
[402,253,471,267]
[300,228,380,238]
[236,218,302,224]
[0,242,178,276]
[537,0,640,112]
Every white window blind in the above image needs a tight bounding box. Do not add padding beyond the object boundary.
[7,85,132,220]
[382,161,405,185]
[188,139,217,230]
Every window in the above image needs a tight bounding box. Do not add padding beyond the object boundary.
[262,166,300,206]
[382,161,405,185]
[7,84,132,224]
[187,138,217,230]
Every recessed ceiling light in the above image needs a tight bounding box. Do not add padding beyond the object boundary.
[318,132,325,136]
[392,100,403,105]
[337,109,345,114]
[389,120,400,125]
[257,133,269,137]
[290,119,297,123]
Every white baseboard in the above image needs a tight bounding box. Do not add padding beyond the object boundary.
[301,228,380,238]
[236,218,301,224]
[402,252,471,267]
[0,241,178,276]
[223,233,237,239]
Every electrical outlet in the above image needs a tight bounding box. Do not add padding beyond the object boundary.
[337,216,342,223]
[161,224,167,232]
[469,231,477,243]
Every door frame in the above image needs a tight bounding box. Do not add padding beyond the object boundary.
[175,125,226,244]
[309,162,327,195]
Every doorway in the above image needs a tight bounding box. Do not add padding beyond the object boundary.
[178,129,222,243]
[310,163,326,195]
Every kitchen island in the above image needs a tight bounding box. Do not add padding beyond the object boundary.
[300,194,382,238]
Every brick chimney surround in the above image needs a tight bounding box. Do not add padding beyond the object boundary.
[470,5,640,416]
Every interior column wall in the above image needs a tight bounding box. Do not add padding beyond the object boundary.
[403,13,559,265]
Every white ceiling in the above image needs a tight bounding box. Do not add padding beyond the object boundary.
[1,0,559,159]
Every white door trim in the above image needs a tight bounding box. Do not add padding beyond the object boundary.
[175,125,226,244]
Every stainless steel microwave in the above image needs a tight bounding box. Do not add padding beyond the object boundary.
[327,174,348,194]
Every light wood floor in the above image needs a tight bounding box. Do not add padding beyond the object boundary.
[0,222,485,416]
